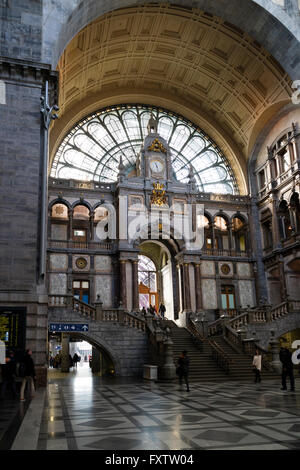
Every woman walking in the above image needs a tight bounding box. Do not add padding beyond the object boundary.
[252,349,262,383]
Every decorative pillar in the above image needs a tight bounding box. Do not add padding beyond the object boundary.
[132,260,139,311]
[159,328,176,381]
[120,260,127,310]
[89,212,95,241]
[194,263,202,311]
[227,221,233,252]
[68,208,73,241]
[269,332,281,374]
[183,263,191,311]
[40,80,59,278]
[61,334,70,373]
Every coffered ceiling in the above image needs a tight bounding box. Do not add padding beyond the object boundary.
[49,4,293,194]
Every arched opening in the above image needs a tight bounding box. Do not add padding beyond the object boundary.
[48,331,115,377]
[278,200,293,239]
[138,240,175,320]
[72,205,91,242]
[290,193,300,234]
[50,202,69,241]
[232,216,247,253]
[138,255,158,313]
[214,215,229,251]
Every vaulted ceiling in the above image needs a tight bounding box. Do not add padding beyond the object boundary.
[49,4,293,194]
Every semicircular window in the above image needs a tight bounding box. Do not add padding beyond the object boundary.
[51,104,237,194]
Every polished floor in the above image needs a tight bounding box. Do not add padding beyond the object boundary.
[1,363,300,451]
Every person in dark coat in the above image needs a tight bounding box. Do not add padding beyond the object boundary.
[177,350,190,392]
[159,302,166,319]
[280,346,295,391]
[20,349,36,401]
[0,351,17,399]
[73,353,80,369]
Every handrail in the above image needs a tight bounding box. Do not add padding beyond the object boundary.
[224,325,273,371]
[187,317,232,374]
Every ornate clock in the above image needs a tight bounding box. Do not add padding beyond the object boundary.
[150,160,164,174]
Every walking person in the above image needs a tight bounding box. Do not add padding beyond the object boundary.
[20,349,36,401]
[252,349,262,383]
[0,351,17,399]
[73,352,79,369]
[280,346,295,392]
[159,302,166,319]
[177,350,190,392]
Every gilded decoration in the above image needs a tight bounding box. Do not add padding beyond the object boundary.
[150,182,167,206]
[148,138,167,154]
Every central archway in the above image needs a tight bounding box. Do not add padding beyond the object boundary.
[139,240,175,320]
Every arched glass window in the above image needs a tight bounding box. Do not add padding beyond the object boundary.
[51,105,237,194]
[138,255,158,311]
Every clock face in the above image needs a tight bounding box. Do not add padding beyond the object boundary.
[150,160,164,173]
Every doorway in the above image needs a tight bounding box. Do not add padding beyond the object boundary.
[138,255,158,312]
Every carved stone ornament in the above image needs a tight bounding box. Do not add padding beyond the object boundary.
[76,257,88,269]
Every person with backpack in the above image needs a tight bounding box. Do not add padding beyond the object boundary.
[19,349,36,401]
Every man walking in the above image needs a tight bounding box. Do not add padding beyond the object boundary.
[20,349,36,401]
[280,346,295,392]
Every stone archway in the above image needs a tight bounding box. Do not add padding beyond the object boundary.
[139,240,176,321]
[49,330,122,376]
[43,0,300,80]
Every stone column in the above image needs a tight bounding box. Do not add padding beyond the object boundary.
[159,328,176,381]
[61,334,70,373]
[91,347,101,373]
[194,263,202,311]
[89,212,95,241]
[183,263,191,311]
[120,260,127,310]
[132,260,139,311]
[68,209,73,241]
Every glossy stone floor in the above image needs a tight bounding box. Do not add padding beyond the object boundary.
[2,364,300,450]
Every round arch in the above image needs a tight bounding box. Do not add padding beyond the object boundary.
[62,331,122,376]
[45,0,300,80]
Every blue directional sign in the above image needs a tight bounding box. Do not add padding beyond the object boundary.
[49,323,89,332]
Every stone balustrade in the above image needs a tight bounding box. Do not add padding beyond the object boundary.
[48,296,146,332]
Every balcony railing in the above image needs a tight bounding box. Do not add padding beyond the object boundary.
[201,248,250,257]
[48,240,115,251]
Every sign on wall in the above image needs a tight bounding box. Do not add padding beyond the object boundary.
[0,307,26,351]
[49,323,89,332]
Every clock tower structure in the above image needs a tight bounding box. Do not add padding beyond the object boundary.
[138,115,173,182]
